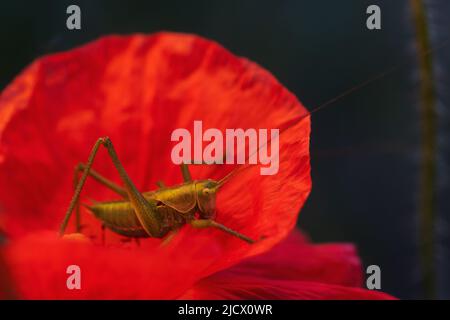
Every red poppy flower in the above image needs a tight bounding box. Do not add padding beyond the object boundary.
[0,32,394,299]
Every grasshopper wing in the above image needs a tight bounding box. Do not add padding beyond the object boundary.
[152,183,197,214]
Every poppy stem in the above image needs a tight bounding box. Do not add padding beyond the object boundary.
[0,232,17,299]
[410,0,437,299]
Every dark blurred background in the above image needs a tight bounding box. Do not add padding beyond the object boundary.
[0,0,449,299]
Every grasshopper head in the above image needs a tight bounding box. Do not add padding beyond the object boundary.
[196,179,219,219]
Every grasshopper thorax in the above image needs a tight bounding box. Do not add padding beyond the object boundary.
[195,179,219,219]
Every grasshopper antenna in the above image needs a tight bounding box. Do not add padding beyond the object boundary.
[215,38,450,182]
[306,38,450,118]
[216,166,243,189]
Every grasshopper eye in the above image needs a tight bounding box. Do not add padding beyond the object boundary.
[202,188,212,196]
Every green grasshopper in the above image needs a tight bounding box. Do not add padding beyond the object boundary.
[59,137,255,244]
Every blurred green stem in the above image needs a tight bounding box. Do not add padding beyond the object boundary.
[410,0,437,299]
[0,253,17,299]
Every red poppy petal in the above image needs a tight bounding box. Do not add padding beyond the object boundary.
[224,229,363,287]
[0,33,311,298]
[179,273,396,300]
[5,231,228,299]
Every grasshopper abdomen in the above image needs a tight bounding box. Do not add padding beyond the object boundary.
[86,190,191,238]
[87,200,149,238]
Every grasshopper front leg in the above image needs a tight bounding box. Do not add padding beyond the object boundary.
[60,137,164,238]
[190,219,255,244]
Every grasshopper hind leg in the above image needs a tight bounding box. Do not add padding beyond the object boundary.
[72,163,128,233]
[101,223,106,246]
[60,137,164,239]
